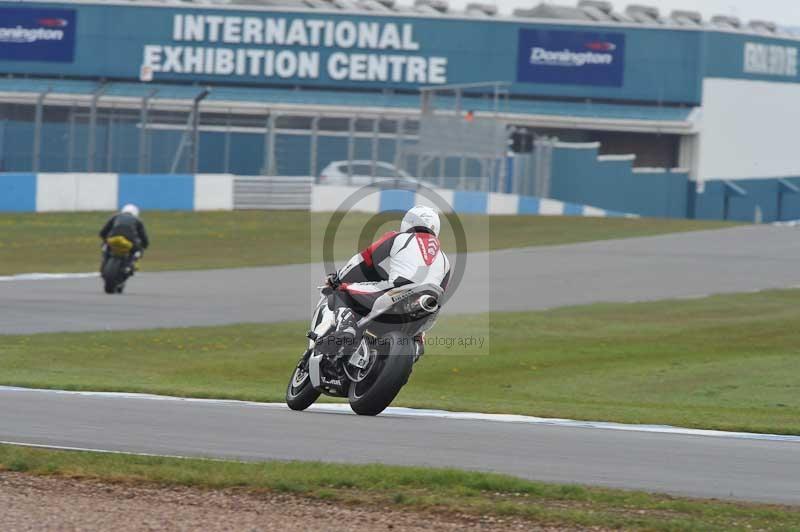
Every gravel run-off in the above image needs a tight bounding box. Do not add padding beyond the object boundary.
[0,472,563,532]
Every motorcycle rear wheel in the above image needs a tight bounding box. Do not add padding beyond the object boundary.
[102,257,123,295]
[285,351,321,411]
[348,332,414,416]
[103,279,116,294]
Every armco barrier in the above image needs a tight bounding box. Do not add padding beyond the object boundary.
[0,173,634,218]
[233,176,312,210]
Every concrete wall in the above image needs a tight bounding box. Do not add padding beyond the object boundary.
[1,173,227,212]
[309,184,633,217]
[692,178,800,222]
[0,173,634,218]
[15,170,800,222]
[35,173,118,212]
[548,143,690,218]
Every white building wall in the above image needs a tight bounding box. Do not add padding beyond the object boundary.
[698,78,800,181]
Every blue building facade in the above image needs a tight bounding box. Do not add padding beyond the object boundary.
[1,0,799,220]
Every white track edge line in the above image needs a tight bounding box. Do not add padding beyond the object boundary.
[0,441,194,460]
[0,272,99,282]
[0,440,257,465]
[2,386,798,443]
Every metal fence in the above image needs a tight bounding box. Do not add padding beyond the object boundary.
[233,176,313,210]
[0,94,545,194]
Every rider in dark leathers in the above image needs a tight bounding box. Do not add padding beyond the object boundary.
[99,204,149,272]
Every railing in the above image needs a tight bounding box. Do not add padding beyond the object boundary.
[233,176,313,210]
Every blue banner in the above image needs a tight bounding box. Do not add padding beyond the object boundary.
[516,29,625,87]
[0,7,76,62]
[0,1,707,104]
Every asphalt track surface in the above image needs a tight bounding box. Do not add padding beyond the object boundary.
[3,225,800,334]
[1,387,799,504]
[3,225,800,505]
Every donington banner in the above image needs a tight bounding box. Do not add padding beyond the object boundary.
[516,29,625,87]
[0,7,76,62]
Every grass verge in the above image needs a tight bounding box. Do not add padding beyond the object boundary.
[1,290,799,434]
[0,211,733,274]
[1,444,797,530]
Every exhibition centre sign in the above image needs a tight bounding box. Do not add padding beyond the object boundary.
[141,14,448,84]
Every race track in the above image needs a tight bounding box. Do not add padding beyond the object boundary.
[2,387,799,504]
[3,225,800,505]
[2,225,800,334]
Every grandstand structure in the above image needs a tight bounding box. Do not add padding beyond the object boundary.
[1,0,799,220]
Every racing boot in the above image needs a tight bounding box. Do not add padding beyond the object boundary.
[318,307,361,355]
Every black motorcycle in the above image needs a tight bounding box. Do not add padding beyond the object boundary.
[286,282,442,416]
[101,236,136,294]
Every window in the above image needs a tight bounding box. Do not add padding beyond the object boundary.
[375,164,398,177]
[349,163,372,176]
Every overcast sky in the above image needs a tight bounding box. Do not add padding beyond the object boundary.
[437,0,800,27]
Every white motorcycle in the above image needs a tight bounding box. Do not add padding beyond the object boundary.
[285,282,442,416]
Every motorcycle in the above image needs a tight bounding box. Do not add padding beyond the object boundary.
[101,236,137,295]
[286,282,443,416]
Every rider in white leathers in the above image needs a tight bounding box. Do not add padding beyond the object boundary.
[323,205,451,353]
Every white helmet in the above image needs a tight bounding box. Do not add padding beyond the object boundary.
[401,205,441,237]
[121,204,140,218]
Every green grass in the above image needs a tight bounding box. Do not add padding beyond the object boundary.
[1,445,797,530]
[0,211,733,275]
[2,290,799,435]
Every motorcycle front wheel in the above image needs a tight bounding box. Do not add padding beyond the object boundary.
[285,350,321,411]
[348,331,414,416]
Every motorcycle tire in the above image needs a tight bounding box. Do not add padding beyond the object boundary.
[102,258,122,295]
[103,279,116,294]
[348,331,414,416]
[285,351,321,411]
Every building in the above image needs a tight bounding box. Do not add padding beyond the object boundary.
[1,0,799,220]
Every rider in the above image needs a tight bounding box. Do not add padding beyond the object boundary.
[99,204,150,272]
[323,205,451,354]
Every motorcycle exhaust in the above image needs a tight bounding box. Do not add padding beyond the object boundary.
[418,294,439,313]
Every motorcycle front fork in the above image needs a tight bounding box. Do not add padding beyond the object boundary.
[297,347,313,370]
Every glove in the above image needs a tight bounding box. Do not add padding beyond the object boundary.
[326,272,341,289]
